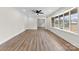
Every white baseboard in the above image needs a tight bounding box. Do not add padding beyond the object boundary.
[0,29,26,45]
[49,27,79,48]
[26,28,37,30]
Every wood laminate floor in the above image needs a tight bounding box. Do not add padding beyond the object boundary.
[0,28,79,51]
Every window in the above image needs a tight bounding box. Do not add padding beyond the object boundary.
[70,8,78,33]
[51,17,54,27]
[51,8,79,34]
[64,12,69,30]
[54,16,59,27]
[59,15,63,29]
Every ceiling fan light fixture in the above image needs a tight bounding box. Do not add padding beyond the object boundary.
[32,9,44,15]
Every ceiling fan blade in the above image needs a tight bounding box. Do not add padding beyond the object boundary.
[32,9,44,15]
[39,10,42,12]
[39,12,44,14]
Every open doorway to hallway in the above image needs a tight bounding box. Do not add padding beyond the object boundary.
[37,18,46,29]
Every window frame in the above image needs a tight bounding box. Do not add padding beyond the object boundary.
[70,8,78,33]
[54,16,59,27]
[51,7,79,34]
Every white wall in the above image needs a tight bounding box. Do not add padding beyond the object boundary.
[45,8,79,48]
[0,7,27,44]
[25,15,37,29]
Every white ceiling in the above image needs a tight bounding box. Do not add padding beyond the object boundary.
[16,7,61,17]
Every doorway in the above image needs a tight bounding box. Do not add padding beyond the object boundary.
[37,19,45,29]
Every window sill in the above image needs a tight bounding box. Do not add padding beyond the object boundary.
[53,27,79,36]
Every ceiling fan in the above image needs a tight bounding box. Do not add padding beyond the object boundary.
[32,10,44,15]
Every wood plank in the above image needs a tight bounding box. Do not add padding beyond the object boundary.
[0,28,79,51]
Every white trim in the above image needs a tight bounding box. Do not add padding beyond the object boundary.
[63,14,64,29]
[69,11,71,30]
[77,8,79,34]
[53,27,79,36]
[0,29,26,45]
[26,28,37,30]
[54,17,55,27]
[58,16,60,28]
